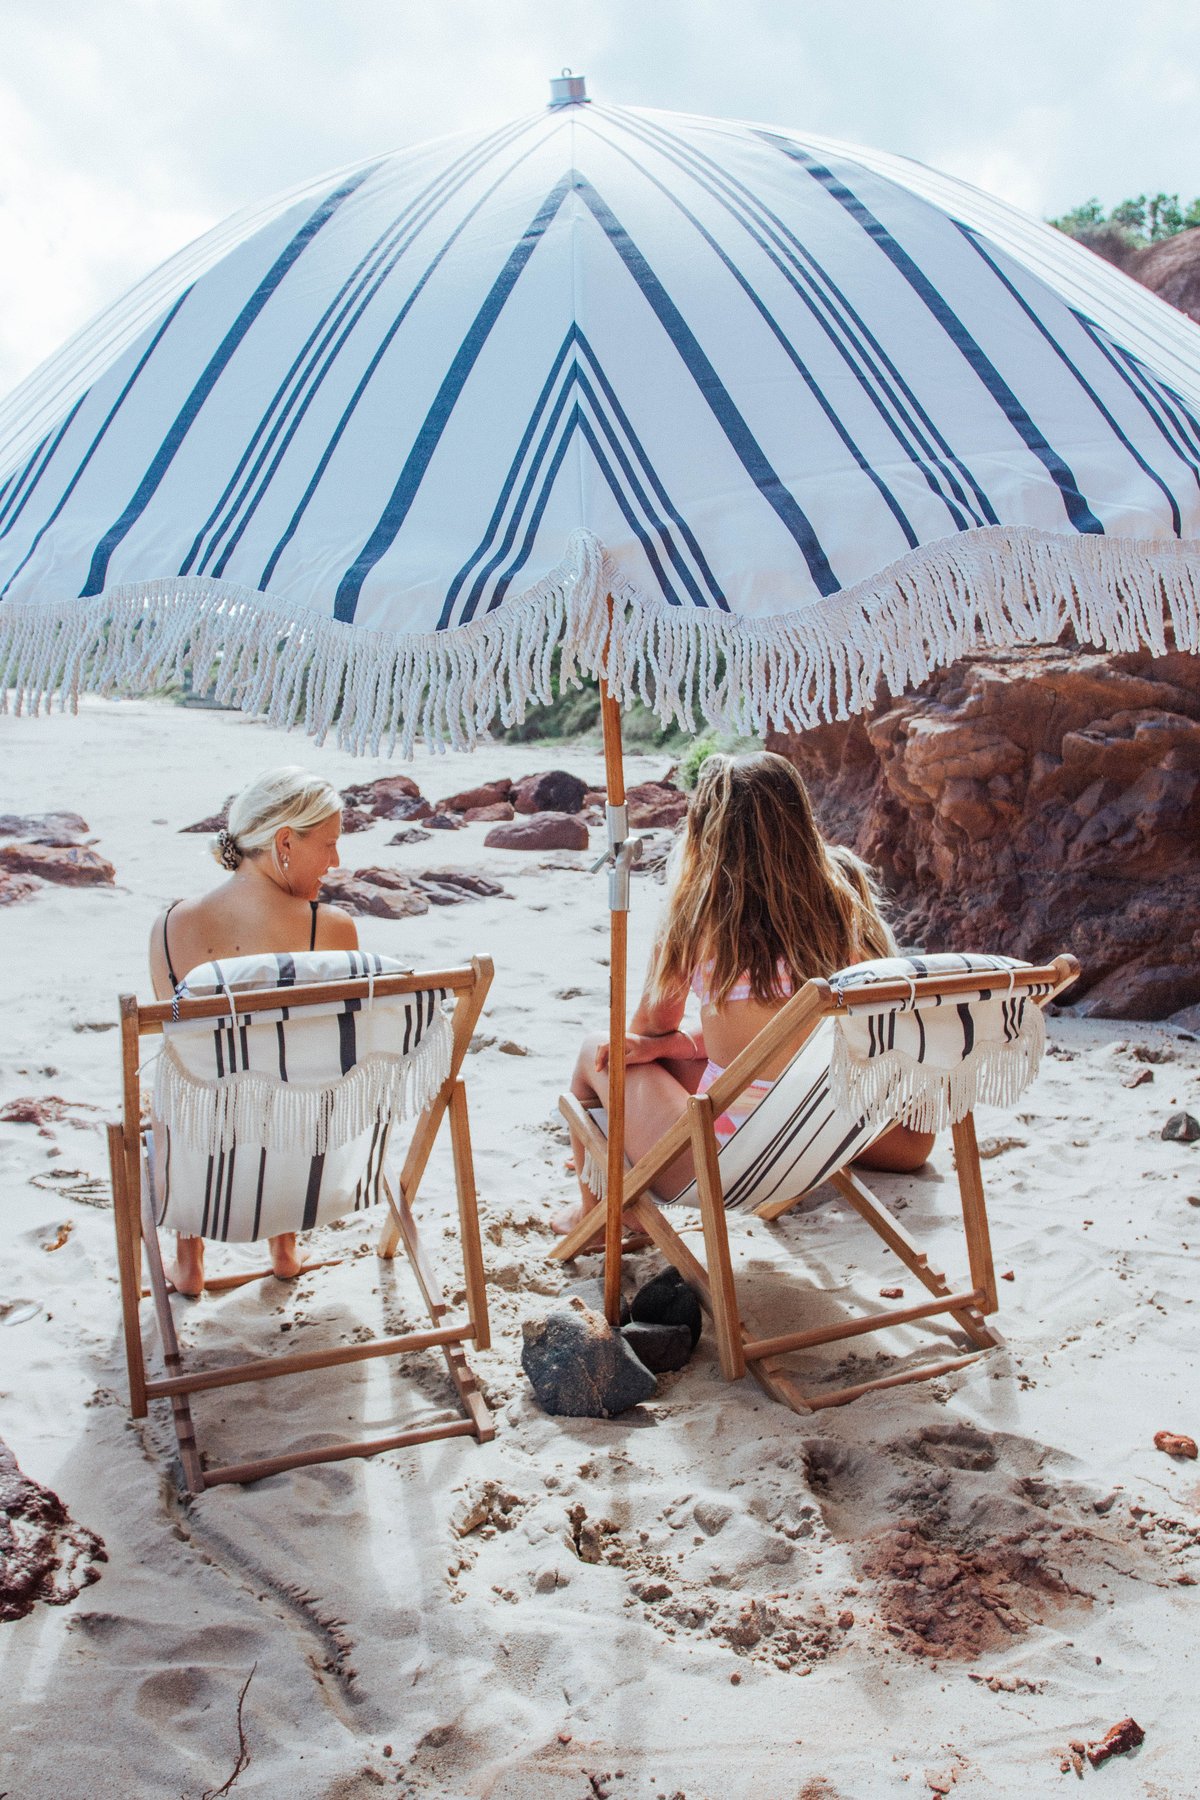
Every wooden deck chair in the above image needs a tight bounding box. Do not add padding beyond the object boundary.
[107,949,495,1492]
[553,952,1079,1413]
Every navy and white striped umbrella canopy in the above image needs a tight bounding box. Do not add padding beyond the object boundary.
[2,90,1199,752]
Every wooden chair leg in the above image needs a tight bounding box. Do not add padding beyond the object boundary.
[951,1112,999,1315]
[688,1096,745,1382]
[829,1166,997,1349]
[449,1080,489,1353]
[107,1122,147,1418]
[385,1178,494,1443]
[139,1160,206,1494]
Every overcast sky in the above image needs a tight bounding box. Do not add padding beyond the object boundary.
[2,0,1197,398]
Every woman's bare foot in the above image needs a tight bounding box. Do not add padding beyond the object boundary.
[164,1234,205,1296]
[269,1233,304,1280]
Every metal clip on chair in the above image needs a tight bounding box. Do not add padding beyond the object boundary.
[553,952,1079,1413]
[107,950,495,1491]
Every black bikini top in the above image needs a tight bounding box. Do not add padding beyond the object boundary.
[162,899,320,990]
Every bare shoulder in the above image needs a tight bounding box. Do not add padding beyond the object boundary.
[318,904,360,950]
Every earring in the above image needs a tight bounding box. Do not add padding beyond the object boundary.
[282,856,290,869]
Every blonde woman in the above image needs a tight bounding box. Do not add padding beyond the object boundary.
[149,767,358,1294]
[556,751,933,1235]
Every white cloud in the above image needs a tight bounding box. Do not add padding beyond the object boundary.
[1,0,1198,397]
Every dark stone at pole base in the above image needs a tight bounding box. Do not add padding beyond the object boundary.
[620,1319,694,1373]
[521,1300,657,1417]
[629,1265,703,1347]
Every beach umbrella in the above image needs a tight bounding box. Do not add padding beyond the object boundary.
[2,75,1199,1318]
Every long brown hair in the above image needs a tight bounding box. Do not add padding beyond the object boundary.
[649,752,895,1007]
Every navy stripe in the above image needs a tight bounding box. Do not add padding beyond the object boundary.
[301,1153,325,1231]
[763,135,1105,535]
[82,164,378,597]
[192,120,538,581]
[333,174,574,621]
[449,328,724,623]
[957,1002,975,1057]
[201,1151,217,1238]
[250,1146,268,1240]
[956,226,1185,535]
[591,110,943,545]
[1075,318,1200,488]
[602,107,996,531]
[484,397,685,617]
[218,1142,237,1241]
[159,1123,172,1227]
[451,349,684,618]
[572,175,839,593]
[338,1004,358,1074]
[0,298,191,600]
[0,398,88,546]
[256,127,559,596]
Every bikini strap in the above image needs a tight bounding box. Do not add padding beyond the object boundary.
[309,899,319,951]
[162,899,182,990]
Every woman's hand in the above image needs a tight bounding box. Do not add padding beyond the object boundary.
[594,1030,699,1073]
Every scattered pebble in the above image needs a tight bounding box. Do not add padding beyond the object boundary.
[1153,1430,1198,1459]
[1162,1111,1200,1143]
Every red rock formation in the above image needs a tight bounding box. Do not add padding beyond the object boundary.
[437,778,514,813]
[1127,228,1200,326]
[0,1439,106,1621]
[513,769,589,814]
[318,869,429,918]
[484,812,590,851]
[767,645,1200,1019]
[0,843,116,886]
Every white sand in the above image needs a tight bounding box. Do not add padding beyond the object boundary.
[1,697,1198,1800]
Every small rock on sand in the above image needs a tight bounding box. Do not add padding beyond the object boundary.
[1153,1430,1198,1459]
[0,843,115,886]
[1086,1717,1144,1767]
[513,770,589,815]
[1162,1111,1200,1142]
[0,810,89,839]
[629,1265,703,1347]
[485,812,589,852]
[0,870,43,906]
[319,870,428,918]
[0,1439,106,1621]
[437,778,513,813]
[620,1319,693,1373]
[521,1299,656,1417]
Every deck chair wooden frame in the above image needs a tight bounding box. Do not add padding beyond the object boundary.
[108,958,495,1491]
[552,954,1079,1412]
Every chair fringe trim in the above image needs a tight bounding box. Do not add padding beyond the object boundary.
[579,1142,608,1200]
[153,1011,453,1155]
[2,524,1197,751]
[829,1007,1046,1135]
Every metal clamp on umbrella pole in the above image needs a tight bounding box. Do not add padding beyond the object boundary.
[589,805,642,912]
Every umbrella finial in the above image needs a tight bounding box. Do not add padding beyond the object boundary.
[548,69,589,107]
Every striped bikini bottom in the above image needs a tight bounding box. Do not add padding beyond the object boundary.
[696,1060,777,1147]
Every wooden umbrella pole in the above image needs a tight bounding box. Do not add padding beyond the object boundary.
[599,602,629,1326]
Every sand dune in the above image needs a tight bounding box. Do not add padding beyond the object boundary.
[0,698,1197,1798]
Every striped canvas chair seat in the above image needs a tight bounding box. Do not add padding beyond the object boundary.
[151,949,451,1241]
[587,952,1050,1215]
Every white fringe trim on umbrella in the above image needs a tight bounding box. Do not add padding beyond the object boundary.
[2,524,1198,752]
[153,1011,452,1156]
[828,1005,1046,1135]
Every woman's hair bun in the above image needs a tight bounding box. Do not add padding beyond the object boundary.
[215,827,242,871]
